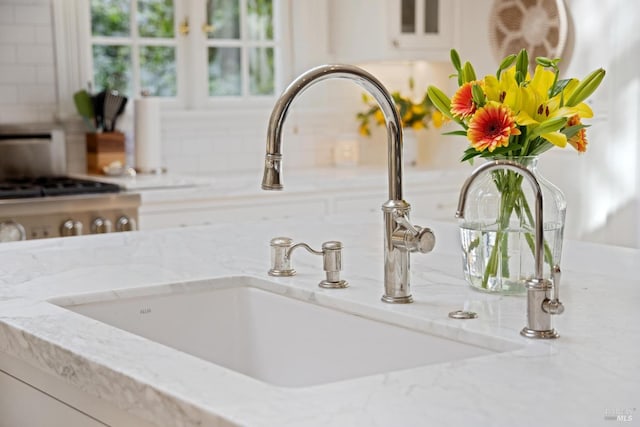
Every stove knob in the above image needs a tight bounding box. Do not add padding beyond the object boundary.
[91,217,112,234]
[0,220,26,242]
[116,216,137,232]
[61,219,83,237]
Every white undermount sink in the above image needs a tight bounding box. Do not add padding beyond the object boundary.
[53,276,512,387]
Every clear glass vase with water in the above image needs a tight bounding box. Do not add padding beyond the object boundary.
[459,157,566,294]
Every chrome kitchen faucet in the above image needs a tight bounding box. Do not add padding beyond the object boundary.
[456,160,565,339]
[261,64,435,303]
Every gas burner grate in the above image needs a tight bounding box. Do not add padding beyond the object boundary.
[0,176,120,199]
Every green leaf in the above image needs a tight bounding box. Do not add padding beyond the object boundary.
[550,78,573,98]
[462,61,477,83]
[496,54,516,78]
[461,147,481,162]
[561,123,590,139]
[565,68,606,107]
[450,49,462,71]
[427,86,454,119]
[480,143,523,157]
[536,57,553,67]
[515,49,529,84]
[471,83,485,107]
[443,130,468,136]
[528,140,553,156]
[530,116,567,138]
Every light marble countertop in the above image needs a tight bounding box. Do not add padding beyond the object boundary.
[76,166,472,202]
[0,211,639,426]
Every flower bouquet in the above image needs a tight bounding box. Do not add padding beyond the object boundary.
[428,49,605,293]
[357,77,443,136]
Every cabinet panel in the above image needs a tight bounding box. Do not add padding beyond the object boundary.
[0,352,159,427]
[141,198,329,230]
[330,0,458,63]
[388,0,455,51]
[0,370,105,427]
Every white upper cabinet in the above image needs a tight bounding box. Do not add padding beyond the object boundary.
[329,0,457,63]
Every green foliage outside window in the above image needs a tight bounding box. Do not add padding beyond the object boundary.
[91,0,175,96]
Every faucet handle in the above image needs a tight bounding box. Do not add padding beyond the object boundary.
[543,264,565,315]
[392,212,436,254]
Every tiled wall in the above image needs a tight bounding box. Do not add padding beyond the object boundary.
[0,0,57,124]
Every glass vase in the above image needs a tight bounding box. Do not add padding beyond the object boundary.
[459,156,566,295]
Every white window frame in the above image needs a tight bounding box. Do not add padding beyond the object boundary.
[53,0,291,118]
[89,0,187,108]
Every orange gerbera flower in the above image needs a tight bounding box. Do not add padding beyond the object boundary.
[451,81,482,119]
[567,114,588,152]
[467,102,521,152]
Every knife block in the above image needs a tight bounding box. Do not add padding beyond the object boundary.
[86,132,126,174]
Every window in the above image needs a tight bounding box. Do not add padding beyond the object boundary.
[90,0,180,97]
[82,0,283,107]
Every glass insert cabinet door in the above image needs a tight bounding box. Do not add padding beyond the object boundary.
[90,0,178,97]
[205,0,275,97]
[390,0,454,51]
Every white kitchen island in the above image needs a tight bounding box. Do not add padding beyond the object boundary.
[0,209,638,426]
[80,166,471,230]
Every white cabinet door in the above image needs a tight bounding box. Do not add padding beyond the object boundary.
[140,197,329,230]
[330,0,458,63]
[388,0,456,52]
[0,370,105,427]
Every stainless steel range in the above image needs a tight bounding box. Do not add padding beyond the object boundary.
[0,124,140,242]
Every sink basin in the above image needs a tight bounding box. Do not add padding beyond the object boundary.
[53,276,507,387]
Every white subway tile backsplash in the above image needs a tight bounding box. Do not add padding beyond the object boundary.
[0,25,36,44]
[17,44,53,64]
[36,64,55,83]
[0,105,41,124]
[0,45,16,63]
[14,5,50,25]
[0,85,18,104]
[18,84,55,103]
[0,6,14,24]
[0,0,57,124]
[0,64,37,83]
[34,24,52,44]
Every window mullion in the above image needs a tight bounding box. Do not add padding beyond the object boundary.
[189,0,206,108]
[130,0,140,97]
[173,0,189,108]
[240,0,249,99]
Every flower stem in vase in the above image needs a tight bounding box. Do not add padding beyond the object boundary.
[480,170,555,290]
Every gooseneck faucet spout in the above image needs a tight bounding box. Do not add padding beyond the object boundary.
[456,160,565,338]
[262,64,435,303]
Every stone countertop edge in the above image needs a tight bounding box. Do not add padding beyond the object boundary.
[0,214,638,427]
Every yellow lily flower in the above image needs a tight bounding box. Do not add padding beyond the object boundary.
[484,67,521,111]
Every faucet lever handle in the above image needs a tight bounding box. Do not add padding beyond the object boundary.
[392,212,436,254]
[393,211,419,236]
[543,264,565,315]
